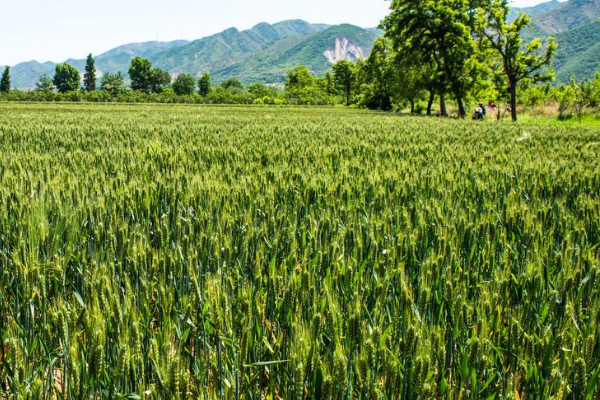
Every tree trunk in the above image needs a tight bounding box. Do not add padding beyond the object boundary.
[346,84,351,106]
[440,94,447,117]
[410,99,415,114]
[427,90,435,116]
[510,84,518,122]
[456,97,466,118]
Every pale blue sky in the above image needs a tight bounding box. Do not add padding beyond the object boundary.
[0,0,562,66]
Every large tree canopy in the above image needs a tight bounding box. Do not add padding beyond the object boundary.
[382,0,488,117]
[478,0,556,121]
[53,63,81,93]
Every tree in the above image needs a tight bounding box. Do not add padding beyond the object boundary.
[382,0,486,117]
[173,74,196,95]
[0,66,11,93]
[320,72,336,96]
[100,72,125,96]
[479,0,556,121]
[359,38,394,111]
[129,57,153,91]
[285,66,315,92]
[149,69,171,93]
[53,63,81,93]
[248,83,276,98]
[221,78,243,91]
[83,54,97,92]
[36,74,54,92]
[198,73,212,96]
[332,61,357,106]
[285,66,330,105]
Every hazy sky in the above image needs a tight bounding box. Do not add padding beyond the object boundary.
[0,0,562,66]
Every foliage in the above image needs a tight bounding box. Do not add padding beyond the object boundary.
[479,0,557,121]
[128,57,154,92]
[100,72,126,96]
[357,38,394,111]
[0,66,11,93]
[283,66,333,105]
[0,103,599,399]
[285,66,315,92]
[221,78,244,91]
[84,53,97,92]
[149,68,171,93]
[198,73,212,96]
[53,63,81,93]
[382,0,486,117]
[556,75,600,120]
[247,83,279,99]
[332,60,356,106]
[35,74,54,92]
[173,74,197,96]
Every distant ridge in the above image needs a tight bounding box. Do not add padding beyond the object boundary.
[5,20,379,89]
[508,0,600,82]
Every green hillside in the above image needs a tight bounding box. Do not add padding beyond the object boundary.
[554,21,600,82]
[508,0,563,21]
[213,24,382,83]
[11,1,599,89]
[511,0,600,82]
[530,0,600,35]
[152,20,328,74]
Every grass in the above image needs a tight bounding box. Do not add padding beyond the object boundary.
[517,112,600,127]
[0,103,599,399]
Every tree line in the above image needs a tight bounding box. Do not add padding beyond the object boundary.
[339,0,557,121]
[0,55,365,107]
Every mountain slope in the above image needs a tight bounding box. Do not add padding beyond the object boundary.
[212,24,381,83]
[152,20,328,74]
[7,20,333,88]
[511,0,600,81]
[508,0,564,21]
[530,0,600,35]
[554,21,600,82]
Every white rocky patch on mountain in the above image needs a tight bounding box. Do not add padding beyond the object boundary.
[324,37,366,63]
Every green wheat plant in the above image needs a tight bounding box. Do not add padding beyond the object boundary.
[0,103,599,399]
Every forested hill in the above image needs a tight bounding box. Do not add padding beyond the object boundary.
[512,0,600,82]
[4,20,380,89]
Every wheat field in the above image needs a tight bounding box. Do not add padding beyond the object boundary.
[0,103,599,399]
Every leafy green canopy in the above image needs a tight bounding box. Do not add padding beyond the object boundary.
[84,54,97,92]
[53,63,81,93]
[478,0,556,121]
[173,74,197,96]
[0,67,10,93]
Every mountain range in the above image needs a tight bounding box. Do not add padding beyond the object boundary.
[3,0,599,89]
[3,20,380,89]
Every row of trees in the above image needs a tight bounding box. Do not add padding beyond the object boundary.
[370,0,557,121]
[555,75,600,120]
[28,55,215,97]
